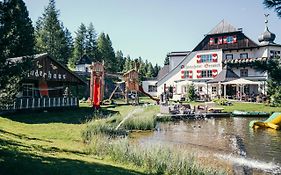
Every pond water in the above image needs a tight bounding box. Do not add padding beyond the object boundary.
[131,117,281,174]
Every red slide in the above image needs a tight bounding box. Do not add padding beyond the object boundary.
[139,85,160,103]
[93,77,101,109]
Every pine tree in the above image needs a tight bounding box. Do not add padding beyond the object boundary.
[138,57,146,80]
[264,0,281,17]
[153,63,160,77]
[115,50,124,72]
[0,0,33,106]
[254,57,281,106]
[85,22,98,62]
[1,0,34,58]
[35,0,70,65]
[164,56,169,65]
[97,33,116,72]
[64,28,74,66]
[123,55,132,72]
[146,62,154,78]
[69,23,87,67]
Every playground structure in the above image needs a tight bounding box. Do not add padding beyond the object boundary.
[123,69,140,105]
[89,62,104,109]
[249,112,281,130]
[89,61,159,107]
[108,69,142,105]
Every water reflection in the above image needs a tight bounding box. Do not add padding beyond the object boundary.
[131,117,281,174]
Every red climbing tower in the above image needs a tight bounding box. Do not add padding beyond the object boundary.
[90,62,104,109]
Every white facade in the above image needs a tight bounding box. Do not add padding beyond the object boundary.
[142,80,157,97]
[157,50,223,98]
[156,20,281,100]
[75,64,91,73]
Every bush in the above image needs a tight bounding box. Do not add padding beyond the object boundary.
[212,98,228,105]
[186,84,197,102]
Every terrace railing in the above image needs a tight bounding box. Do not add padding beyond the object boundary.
[0,97,79,112]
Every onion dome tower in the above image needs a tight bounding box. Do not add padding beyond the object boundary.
[258,14,276,45]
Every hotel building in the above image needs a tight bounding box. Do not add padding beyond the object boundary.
[157,19,281,101]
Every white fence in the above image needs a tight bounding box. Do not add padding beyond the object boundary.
[0,97,79,111]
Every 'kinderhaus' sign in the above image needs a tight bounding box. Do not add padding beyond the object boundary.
[25,54,81,83]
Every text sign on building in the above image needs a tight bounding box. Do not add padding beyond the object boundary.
[27,59,68,81]
[185,63,221,69]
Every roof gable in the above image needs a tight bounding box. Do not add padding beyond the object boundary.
[193,31,258,51]
[9,53,86,85]
[193,20,258,51]
[208,20,238,35]
[76,55,92,65]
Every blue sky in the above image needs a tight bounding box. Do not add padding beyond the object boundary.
[24,0,281,65]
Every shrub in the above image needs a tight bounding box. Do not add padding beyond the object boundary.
[212,98,228,105]
[186,83,197,102]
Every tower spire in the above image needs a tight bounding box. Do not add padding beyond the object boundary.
[264,14,269,28]
[258,14,276,45]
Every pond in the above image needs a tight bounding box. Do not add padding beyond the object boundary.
[131,117,281,174]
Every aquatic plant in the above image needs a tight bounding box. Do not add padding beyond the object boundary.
[82,106,159,143]
[83,134,225,175]
[82,115,127,143]
[122,113,156,130]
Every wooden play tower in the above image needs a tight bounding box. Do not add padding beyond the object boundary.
[123,69,139,105]
[90,62,104,109]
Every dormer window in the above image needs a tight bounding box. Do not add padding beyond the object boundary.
[240,53,248,59]
[209,35,237,45]
[214,38,218,44]
[225,54,233,59]
[270,50,281,58]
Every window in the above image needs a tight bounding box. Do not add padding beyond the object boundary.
[201,70,212,78]
[240,69,248,77]
[240,53,248,59]
[183,86,188,93]
[201,55,213,63]
[214,38,218,44]
[270,50,281,58]
[22,83,34,97]
[148,85,157,92]
[212,87,217,93]
[225,54,233,59]
[198,87,203,92]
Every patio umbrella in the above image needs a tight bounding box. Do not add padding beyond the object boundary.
[222,78,259,100]
[221,78,259,85]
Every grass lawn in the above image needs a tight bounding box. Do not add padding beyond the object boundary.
[220,102,281,113]
[1,95,280,174]
[0,104,150,175]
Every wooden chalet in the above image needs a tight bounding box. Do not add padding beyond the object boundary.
[4,53,86,110]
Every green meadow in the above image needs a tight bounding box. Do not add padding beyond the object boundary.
[1,98,280,174]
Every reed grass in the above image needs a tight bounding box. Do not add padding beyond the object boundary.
[122,106,157,130]
[82,115,127,143]
[83,106,159,143]
[84,134,225,175]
